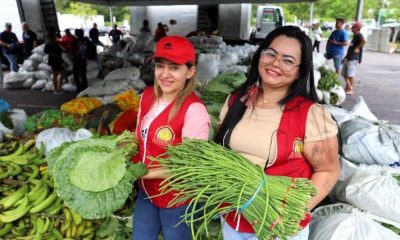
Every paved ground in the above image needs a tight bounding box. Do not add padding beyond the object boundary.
[0,46,399,124]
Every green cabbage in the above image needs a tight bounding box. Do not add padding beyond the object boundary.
[47,131,147,219]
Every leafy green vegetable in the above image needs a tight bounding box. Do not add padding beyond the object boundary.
[0,111,13,129]
[24,109,86,133]
[47,131,147,219]
[69,149,127,192]
[318,67,341,91]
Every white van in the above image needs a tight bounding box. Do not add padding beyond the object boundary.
[251,5,284,42]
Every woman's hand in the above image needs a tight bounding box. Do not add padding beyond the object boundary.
[303,136,340,211]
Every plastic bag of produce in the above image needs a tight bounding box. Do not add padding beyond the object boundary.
[0,109,27,136]
[3,72,28,89]
[22,78,35,88]
[341,117,400,166]
[219,65,248,75]
[31,44,45,55]
[62,83,77,92]
[310,203,400,240]
[44,81,54,91]
[219,53,239,67]
[61,97,103,115]
[34,70,51,80]
[113,89,140,111]
[38,62,52,72]
[322,86,346,106]
[197,53,219,83]
[35,127,92,155]
[28,53,43,62]
[104,66,140,82]
[31,79,47,90]
[331,161,400,222]
[22,59,40,71]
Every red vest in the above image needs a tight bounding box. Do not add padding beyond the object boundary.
[225,96,314,233]
[132,87,203,208]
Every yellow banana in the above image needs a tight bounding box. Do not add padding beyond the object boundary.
[60,207,72,232]
[76,221,86,237]
[0,194,30,222]
[70,209,82,225]
[23,139,36,152]
[29,191,57,213]
[0,184,28,210]
[70,221,78,238]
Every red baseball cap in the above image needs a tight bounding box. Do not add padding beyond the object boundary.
[352,22,363,30]
[151,35,196,64]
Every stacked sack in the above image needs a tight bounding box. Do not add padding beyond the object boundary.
[311,96,400,238]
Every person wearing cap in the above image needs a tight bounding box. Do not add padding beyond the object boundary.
[325,18,349,74]
[131,35,210,240]
[341,22,366,95]
[22,22,37,59]
[0,23,20,72]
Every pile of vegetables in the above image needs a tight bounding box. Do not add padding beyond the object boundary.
[153,139,317,240]
[24,109,86,133]
[47,131,147,219]
[0,137,139,239]
[317,67,345,105]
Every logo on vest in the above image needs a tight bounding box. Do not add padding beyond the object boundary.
[288,138,304,159]
[154,126,175,146]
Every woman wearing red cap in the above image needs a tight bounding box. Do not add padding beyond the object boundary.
[131,35,210,240]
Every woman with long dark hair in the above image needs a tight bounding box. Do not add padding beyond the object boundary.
[215,26,340,240]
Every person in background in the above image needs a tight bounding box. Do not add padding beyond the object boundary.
[215,26,340,240]
[72,29,89,94]
[342,22,366,95]
[109,24,123,45]
[131,35,210,240]
[154,22,168,42]
[0,23,20,72]
[325,18,349,74]
[89,23,104,47]
[140,19,151,33]
[312,23,322,53]
[60,29,75,54]
[22,22,37,59]
[44,27,64,94]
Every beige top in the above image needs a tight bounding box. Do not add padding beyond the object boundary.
[219,96,338,168]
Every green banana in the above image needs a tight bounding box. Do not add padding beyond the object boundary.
[81,226,95,237]
[69,221,78,238]
[0,194,30,222]
[29,191,57,213]
[50,227,63,240]
[0,142,24,161]
[8,162,22,176]
[22,164,39,180]
[0,184,28,210]
[0,162,14,179]
[30,185,49,207]
[44,197,63,215]
[76,221,86,237]
[27,179,44,198]
[0,222,13,237]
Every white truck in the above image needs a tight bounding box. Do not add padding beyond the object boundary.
[250,5,285,42]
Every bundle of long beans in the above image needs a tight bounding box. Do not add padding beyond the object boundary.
[152,140,317,240]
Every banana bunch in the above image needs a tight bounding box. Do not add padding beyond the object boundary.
[0,141,19,156]
[0,139,45,165]
[0,138,132,239]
